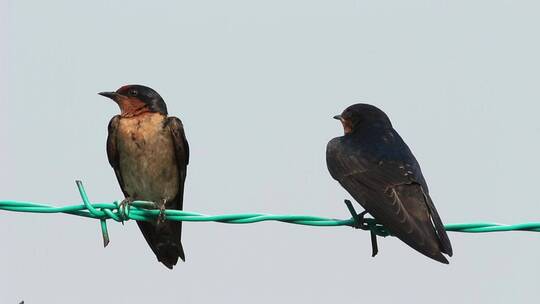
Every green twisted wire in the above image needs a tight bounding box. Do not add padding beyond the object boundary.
[0,181,539,247]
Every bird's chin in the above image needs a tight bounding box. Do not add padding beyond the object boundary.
[341,120,353,134]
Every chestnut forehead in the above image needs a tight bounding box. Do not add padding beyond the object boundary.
[116,85,133,94]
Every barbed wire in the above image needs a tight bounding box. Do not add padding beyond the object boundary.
[1,181,539,250]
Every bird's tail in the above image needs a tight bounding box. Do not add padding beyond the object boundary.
[137,219,185,269]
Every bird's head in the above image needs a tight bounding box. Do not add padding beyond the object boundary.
[333,103,392,134]
[99,85,168,117]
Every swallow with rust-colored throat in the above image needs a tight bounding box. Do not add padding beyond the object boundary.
[326,103,453,263]
[99,84,189,269]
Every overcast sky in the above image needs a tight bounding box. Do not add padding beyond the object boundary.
[3,1,540,303]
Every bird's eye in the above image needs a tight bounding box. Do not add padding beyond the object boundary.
[129,89,138,96]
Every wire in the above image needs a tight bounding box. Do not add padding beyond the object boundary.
[1,181,538,248]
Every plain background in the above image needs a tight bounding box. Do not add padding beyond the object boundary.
[3,1,540,303]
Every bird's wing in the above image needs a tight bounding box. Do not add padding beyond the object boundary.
[163,116,189,261]
[165,116,190,188]
[326,137,452,263]
[164,116,189,211]
[106,115,129,197]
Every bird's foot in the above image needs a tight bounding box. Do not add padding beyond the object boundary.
[118,197,133,223]
[155,199,167,224]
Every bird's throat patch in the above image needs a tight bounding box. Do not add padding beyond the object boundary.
[341,119,353,134]
[117,97,150,118]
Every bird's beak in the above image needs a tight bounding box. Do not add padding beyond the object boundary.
[98,91,119,100]
[333,115,342,120]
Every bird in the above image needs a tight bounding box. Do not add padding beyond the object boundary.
[326,103,453,264]
[99,84,189,269]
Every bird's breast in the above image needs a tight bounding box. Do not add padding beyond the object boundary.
[116,113,179,202]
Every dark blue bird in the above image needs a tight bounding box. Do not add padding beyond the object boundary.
[326,104,452,263]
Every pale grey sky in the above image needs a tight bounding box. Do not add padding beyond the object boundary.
[3,1,540,303]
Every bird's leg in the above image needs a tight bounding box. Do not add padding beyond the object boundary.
[155,198,167,224]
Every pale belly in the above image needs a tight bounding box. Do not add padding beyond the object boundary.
[117,113,179,202]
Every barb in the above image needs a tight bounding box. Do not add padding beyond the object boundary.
[1,181,539,249]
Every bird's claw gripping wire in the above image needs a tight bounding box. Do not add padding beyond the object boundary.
[116,197,133,223]
[343,199,379,257]
[155,199,167,224]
